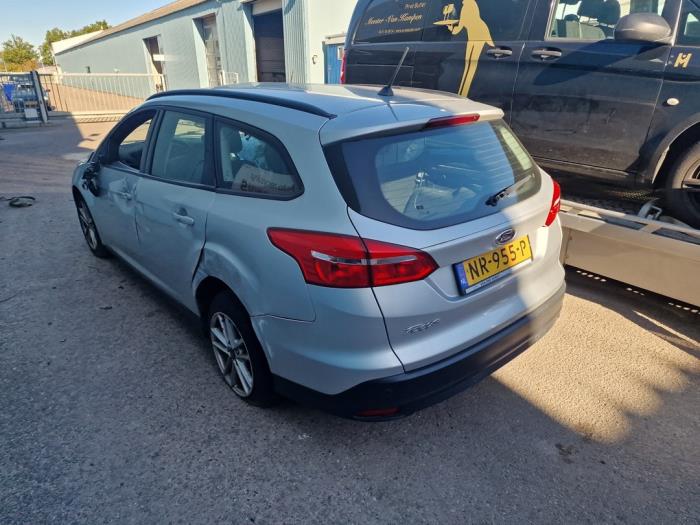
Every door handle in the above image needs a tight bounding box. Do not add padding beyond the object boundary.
[532,48,562,60]
[172,212,194,226]
[115,191,132,201]
[486,47,513,58]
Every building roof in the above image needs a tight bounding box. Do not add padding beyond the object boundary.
[54,0,208,55]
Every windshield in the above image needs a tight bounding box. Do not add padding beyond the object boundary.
[324,120,540,230]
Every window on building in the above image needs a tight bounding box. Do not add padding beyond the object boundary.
[151,111,209,185]
[217,121,302,198]
[144,36,166,91]
[548,0,668,40]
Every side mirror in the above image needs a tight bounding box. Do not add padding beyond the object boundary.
[82,157,102,196]
[614,13,673,44]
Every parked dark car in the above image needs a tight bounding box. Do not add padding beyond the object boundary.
[343,0,700,227]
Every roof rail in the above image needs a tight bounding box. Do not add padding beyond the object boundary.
[147,89,337,119]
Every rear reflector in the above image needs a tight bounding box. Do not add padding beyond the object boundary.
[267,229,437,288]
[545,180,561,227]
[340,51,347,84]
[355,407,400,418]
[424,114,480,129]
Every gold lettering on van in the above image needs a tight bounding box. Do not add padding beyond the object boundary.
[362,3,425,38]
[674,52,693,68]
[435,1,494,97]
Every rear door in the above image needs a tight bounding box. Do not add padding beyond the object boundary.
[90,110,156,258]
[412,0,535,121]
[510,0,676,174]
[325,117,564,370]
[134,109,215,308]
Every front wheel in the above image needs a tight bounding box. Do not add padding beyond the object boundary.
[207,291,278,407]
[75,196,109,258]
[665,144,700,228]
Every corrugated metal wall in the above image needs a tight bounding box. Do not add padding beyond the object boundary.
[281,0,308,84]
[55,1,252,89]
[54,0,359,89]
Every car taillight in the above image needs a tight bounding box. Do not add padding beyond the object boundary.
[267,229,437,288]
[545,180,561,227]
[340,51,347,84]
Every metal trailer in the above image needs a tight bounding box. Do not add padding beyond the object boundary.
[559,200,700,307]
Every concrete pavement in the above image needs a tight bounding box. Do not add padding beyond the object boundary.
[1,120,698,524]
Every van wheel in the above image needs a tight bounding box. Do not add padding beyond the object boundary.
[207,291,278,407]
[75,196,110,258]
[665,143,700,228]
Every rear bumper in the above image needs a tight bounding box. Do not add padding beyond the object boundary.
[274,282,566,419]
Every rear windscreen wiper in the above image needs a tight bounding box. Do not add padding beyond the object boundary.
[485,174,534,206]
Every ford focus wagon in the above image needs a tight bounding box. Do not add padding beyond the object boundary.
[72,84,565,419]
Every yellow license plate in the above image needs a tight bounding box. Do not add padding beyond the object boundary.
[454,236,532,294]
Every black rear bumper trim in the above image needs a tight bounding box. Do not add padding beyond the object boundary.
[273,283,566,419]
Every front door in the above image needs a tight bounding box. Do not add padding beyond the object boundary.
[413,0,535,121]
[135,110,215,308]
[510,0,676,175]
[325,43,344,84]
[90,111,156,258]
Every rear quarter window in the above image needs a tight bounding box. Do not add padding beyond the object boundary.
[325,120,541,231]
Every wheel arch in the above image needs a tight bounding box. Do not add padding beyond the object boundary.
[652,121,700,188]
[193,275,256,338]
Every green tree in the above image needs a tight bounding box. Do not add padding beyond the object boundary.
[39,20,110,65]
[1,35,39,72]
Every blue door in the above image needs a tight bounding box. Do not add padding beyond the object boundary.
[325,43,344,84]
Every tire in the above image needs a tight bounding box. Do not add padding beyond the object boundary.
[664,143,700,228]
[75,195,110,258]
[207,291,278,407]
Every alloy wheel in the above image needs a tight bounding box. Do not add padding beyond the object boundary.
[77,201,98,250]
[209,312,254,397]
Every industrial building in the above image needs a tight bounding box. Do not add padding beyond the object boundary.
[53,0,357,88]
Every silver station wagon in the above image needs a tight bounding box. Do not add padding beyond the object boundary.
[72,84,565,419]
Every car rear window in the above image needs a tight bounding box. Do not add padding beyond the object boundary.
[324,120,540,230]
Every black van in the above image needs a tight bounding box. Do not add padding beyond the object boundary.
[343,0,700,227]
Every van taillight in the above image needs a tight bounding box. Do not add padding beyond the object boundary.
[267,229,437,288]
[545,181,561,227]
[340,51,347,84]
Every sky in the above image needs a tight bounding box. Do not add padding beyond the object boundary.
[0,0,171,48]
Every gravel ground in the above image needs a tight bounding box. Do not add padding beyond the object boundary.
[1,120,699,524]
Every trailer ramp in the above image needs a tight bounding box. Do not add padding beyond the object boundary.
[559,200,700,307]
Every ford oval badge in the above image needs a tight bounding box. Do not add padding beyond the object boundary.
[495,229,516,245]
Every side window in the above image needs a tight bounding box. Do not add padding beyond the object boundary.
[108,113,154,170]
[678,0,700,45]
[354,0,429,43]
[150,111,209,185]
[422,0,531,42]
[548,0,667,41]
[217,121,302,198]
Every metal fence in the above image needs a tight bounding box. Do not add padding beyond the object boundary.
[38,72,166,113]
